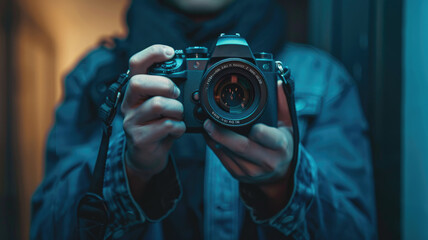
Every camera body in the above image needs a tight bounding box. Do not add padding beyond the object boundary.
[148,34,278,133]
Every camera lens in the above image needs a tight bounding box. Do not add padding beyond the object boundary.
[200,58,268,128]
[214,74,254,114]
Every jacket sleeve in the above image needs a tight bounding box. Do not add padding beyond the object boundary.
[240,56,377,239]
[102,131,182,239]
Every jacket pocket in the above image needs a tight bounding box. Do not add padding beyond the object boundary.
[295,94,322,140]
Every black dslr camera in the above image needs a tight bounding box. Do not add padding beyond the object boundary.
[149,34,280,133]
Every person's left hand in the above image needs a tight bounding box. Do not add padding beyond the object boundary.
[204,80,294,184]
[204,80,295,213]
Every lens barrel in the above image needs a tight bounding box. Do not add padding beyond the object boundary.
[200,58,267,127]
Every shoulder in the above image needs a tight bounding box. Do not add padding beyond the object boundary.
[58,42,129,124]
[277,43,354,103]
[64,44,128,99]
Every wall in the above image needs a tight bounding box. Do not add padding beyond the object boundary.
[17,0,129,103]
[402,0,428,239]
[12,0,128,239]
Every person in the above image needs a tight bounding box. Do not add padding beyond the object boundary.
[31,0,377,239]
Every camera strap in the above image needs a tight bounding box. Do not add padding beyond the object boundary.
[77,71,130,240]
[276,61,300,172]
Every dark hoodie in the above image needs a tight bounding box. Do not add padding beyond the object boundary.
[125,0,287,57]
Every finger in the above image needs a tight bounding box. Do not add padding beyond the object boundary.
[129,118,186,144]
[217,145,262,178]
[203,119,276,168]
[249,123,289,150]
[277,80,292,126]
[123,97,183,126]
[205,136,275,183]
[122,75,180,110]
[129,44,175,75]
[159,130,187,154]
[204,136,247,177]
[276,125,294,159]
[205,136,247,174]
[134,97,184,123]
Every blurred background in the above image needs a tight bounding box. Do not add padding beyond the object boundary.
[0,0,426,239]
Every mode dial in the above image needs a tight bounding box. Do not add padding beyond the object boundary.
[185,46,208,58]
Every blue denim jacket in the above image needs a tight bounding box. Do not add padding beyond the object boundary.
[31,43,377,239]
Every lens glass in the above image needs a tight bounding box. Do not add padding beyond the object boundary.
[214,74,254,114]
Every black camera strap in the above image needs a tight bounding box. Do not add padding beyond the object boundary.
[77,71,130,240]
[276,61,300,173]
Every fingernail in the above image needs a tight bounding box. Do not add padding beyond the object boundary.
[204,120,213,135]
[164,47,174,57]
[174,86,181,97]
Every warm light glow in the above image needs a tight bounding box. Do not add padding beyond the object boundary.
[13,1,128,239]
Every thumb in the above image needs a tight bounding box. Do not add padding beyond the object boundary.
[277,80,292,127]
[129,44,175,76]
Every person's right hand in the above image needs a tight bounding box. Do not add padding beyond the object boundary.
[121,45,186,181]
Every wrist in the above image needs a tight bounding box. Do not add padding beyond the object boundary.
[125,152,155,204]
[125,150,157,182]
[256,166,294,215]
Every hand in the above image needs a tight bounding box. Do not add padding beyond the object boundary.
[204,80,294,212]
[121,45,186,181]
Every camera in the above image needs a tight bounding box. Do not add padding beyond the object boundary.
[148,34,279,133]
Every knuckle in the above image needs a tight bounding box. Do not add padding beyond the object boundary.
[235,140,251,155]
[277,136,286,149]
[122,116,132,130]
[272,159,286,174]
[255,127,265,140]
[176,121,186,133]
[163,119,174,130]
[166,80,176,96]
[251,124,264,139]
[129,55,140,70]
[279,135,290,152]
[176,120,184,128]
[254,123,264,132]
[132,135,145,148]
[179,123,187,133]
[128,76,141,91]
[150,96,164,114]
[177,102,184,114]
[126,129,139,146]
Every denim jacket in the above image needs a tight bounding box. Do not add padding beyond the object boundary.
[31,43,377,240]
